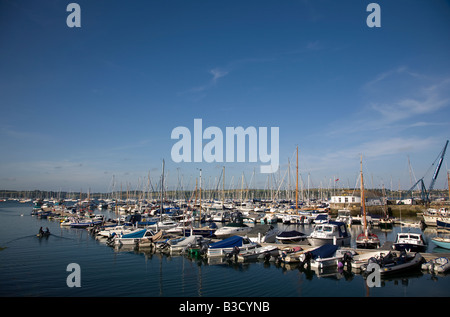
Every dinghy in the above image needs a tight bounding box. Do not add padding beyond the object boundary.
[422,257,450,273]
[361,251,424,276]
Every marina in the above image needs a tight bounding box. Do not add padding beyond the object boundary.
[1,199,450,299]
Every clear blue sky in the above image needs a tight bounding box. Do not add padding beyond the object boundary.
[1,0,449,193]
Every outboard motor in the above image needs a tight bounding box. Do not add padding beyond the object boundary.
[339,251,353,270]
[227,246,240,262]
[299,251,312,269]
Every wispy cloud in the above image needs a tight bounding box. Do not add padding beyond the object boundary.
[186,67,230,93]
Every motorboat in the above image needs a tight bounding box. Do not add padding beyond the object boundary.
[180,223,218,237]
[246,224,279,244]
[298,244,339,269]
[169,235,211,253]
[206,235,258,257]
[431,236,450,250]
[149,218,179,230]
[360,251,424,276]
[392,232,427,252]
[110,229,156,247]
[422,208,450,226]
[437,219,450,231]
[277,246,310,263]
[97,225,137,238]
[261,213,278,224]
[422,257,450,273]
[341,250,391,272]
[213,220,253,239]
[276,230,308,244]
[313,214,329,224]
[307,221,351,247]
[237,245,279,262]
[335,209,352,225]
[281,214,305,225]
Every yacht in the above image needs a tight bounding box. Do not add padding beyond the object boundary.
[214,220,253,239]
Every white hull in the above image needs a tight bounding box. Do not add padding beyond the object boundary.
[307,236,351,247]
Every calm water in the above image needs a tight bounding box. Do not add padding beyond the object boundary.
[1,201,450,298]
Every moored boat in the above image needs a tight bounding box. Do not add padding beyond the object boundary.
[307,221,351,247]
[431,236,450,250]
[237,245,279,262]
[361,251,424,276]
[392,232,427,252]
[356,155,380,250]
[276,230,308,244]
[246,224,279,243]
[436,219,450,231]
[206,235,257,257]
[422,257,450,273]
[213,219,253,239]
[110,229,156,247]
[356,232,380,249]
[299,244,339,269]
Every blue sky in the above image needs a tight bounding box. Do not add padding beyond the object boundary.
[0,0,449,193]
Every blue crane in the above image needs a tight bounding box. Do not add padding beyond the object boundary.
[403,140,448,204]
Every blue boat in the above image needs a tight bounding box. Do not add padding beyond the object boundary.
[437,219,450,230]
[113,229,155,247]
[207,235,257,257]
[299,244,339,263]
[431,237,450,250]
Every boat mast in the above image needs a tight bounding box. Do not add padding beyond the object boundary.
[222,166,225,209]
[199,168,202,221]
[360,155,367,236]
[296,146,299,213]
[448,170,450,204]
[160,159,165,222]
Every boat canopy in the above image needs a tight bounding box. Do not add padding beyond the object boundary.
[209,235,247,249]
[121,229,148,239]
[277,230,306,238]
[310,244,339,259]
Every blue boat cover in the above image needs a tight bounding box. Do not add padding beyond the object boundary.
[277,230,306,238]
[121,229,147,239]
[209,235,244,249]
[310,244,339,259]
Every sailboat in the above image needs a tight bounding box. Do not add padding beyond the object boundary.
[378,184,394,229]
[356,156,380,249]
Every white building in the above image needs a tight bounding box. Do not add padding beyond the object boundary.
[330,195,361,204]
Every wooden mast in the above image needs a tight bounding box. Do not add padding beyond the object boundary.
[360,155,367,236]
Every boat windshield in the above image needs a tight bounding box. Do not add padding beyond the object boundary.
[323,226,333,232]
